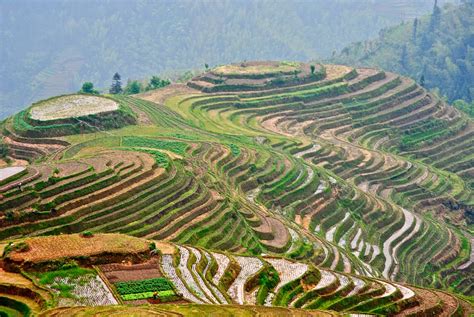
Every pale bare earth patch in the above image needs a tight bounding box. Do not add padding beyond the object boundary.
[213,61,301,76]
[139,84,200,104]
[324,64,353,80]
[30,95,118,121]
[0,166,25,181]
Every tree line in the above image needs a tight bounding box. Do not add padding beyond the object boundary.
[79,73,171,95]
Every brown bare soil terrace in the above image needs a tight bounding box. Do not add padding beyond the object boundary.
[6,233,150,263]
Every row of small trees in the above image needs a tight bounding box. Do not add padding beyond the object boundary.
[79,73,170,95]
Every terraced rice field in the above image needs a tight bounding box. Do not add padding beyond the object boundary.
[2,235,471,316]
[0,61,472,315]
[29,95,119,121]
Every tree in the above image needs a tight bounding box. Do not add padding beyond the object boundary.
[420,74,425,87]
[204,63,209,70]
[412,18,418,42]
[429,0,441,33]
[80,82,98,94]
[400,45,409,70]
[310,64,316,75]
[146,76,171,91]
[109,72,122,94]
[0,142,8,158]
[124,80,142,95]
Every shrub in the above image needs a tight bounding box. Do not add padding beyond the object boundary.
[302,269,320,286]
[79,82,99,94]
[81,231,94,238]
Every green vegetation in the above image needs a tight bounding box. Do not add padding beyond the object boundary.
[122,136,188,155]
[453,99,474,118]
[147,76,171,91]
[79,82,99,95]
[229,144,240,156]
[36,267,95,299]
[115,278,174,295]
[37,267,95,285]
[335,1,474,103]
[121,290,176,301]
[109,73,123,95]
[0,57,473,316]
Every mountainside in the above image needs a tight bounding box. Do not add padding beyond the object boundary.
[0,61,473,315]
[0,0,457,119]
[333,1,474,103]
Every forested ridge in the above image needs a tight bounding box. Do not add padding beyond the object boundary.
[0,0,453,119]
[334,0,473,106]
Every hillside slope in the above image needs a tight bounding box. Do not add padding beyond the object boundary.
[333,1,474,103]
[0,61,473,315]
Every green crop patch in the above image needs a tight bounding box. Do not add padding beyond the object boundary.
[122,136,188,155]
[115,277,174,295]
[121,290,177,301]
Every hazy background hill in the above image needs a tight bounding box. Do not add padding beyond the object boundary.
[0,0,456,119]
[333,0,473,104]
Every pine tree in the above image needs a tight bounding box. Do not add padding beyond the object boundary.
[412,18,418,42]
[400,45,409,70]
[421,1,441,51]
[109,73,123,94]
[429,0,441,33]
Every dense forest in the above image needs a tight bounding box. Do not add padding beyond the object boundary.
[0,0,455,119]
[334,0,473,105]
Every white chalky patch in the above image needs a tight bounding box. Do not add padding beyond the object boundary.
[228,256,263,304]
[377,281,398,297]
[347,276,366,296]
[188,247,219,303]
[0,166,25,182]
[370,245,380,262]
[333,273,350,292]
[176,246,209,302]
[294,144,321,158]
[351,228,362,249]
[203,250,229,304]
[30,95,119,121]
[54,275,117,307]
[212,252,230,285]
[265,258,308,293]
[395,283,415,300]
[382,208,415,278]
[313,270,336,290]
[315,180,327,195]
[161,254,203,303]
[325,212,350,242]
[390,214,421,280]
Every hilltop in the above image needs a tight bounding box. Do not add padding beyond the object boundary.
[0,61,473,315]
